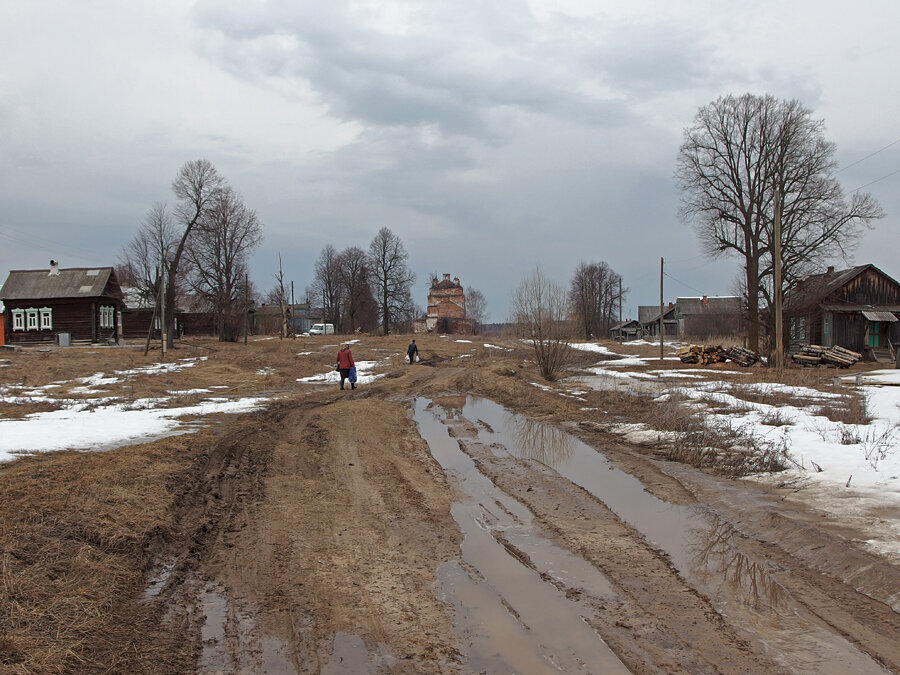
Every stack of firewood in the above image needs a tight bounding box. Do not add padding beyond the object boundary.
[677,344,729,365]
[790,344,861,367]
[725,345,759,367]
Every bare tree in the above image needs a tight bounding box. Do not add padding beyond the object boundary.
[310,245,343,331]
[465,287,487,334]
[676,94,883,353]
[166,159,227,347]
[511,267,572,380]
[337,246,377,333]
[119,202,179,307]
[271,253,290,339]
[368,227,415,335]
[184,187,263,341]
[568,261,622,339]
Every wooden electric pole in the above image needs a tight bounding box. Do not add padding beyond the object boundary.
[774,185,784,375]
[659,257,664,362]
[618,276,622,342]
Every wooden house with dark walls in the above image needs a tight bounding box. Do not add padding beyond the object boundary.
[783,264,900,362]
[0,261,125,345]
[638,304,678,339]
[674,296,743,341]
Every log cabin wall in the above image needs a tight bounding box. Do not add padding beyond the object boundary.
[829,267,899,306]
[4,297,119,344]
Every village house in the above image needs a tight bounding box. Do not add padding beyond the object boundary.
[609,319,641,342]
[637,296,742,341]
[784,264,900,362]
[674,296,743,340]
[0,261,125,345]
[638,304,678,339]
[414,274,473,334]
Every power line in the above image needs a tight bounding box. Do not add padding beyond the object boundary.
[838,138,900,173]
[663,271,706,295]
[0,223,103,263]
[852,167,900,193]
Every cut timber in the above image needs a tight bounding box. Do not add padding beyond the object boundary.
[790,344,861,368]
[678,344,730,365]
[725,345,759,367]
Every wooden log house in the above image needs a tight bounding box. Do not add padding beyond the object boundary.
[0,262,125,345]
[783,264,900,363]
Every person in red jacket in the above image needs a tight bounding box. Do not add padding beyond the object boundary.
[336,343,356,390]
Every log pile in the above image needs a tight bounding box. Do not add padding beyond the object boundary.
[677,344,729,365]
[725,345,759,367]
[790,344,861,368]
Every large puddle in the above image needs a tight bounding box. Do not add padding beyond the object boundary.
[415,397,629,673]
[414,396,887,674]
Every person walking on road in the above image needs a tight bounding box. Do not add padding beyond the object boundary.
[407,339,419,364]
[336,343,356,389]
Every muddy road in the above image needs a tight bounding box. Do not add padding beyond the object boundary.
[1,336,899,673]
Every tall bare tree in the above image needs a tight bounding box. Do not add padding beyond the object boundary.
[368,227,415,335]
[119,202,178,307]
[676,93,883,353]
[568,261,622,339]
[310,245,343,330]
[271,253,290,338]
[166,159,227,347]
[465,287,487,334]
[185,187,263,341]
[511,267,572,380]
[337,246,377,333]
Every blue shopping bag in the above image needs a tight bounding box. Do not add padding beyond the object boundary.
[348,366,357,383]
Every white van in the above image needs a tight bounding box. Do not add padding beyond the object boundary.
[308,323,335,335]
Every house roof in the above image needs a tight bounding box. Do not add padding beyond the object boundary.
[639,304,676,325]
[675,296,741,316]
[0,267,122,301]
[786,264,900,311]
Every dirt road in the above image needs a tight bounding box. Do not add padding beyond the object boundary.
[1,336,899,673]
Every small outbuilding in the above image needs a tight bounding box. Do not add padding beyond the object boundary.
[609,319,641,342]
[0,261,125,345]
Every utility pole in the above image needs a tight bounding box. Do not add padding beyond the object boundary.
[160,264,167,359]
[774,184,784,375]
[659,257,664,361]
[244,272,249,345]
[618,276,622,342]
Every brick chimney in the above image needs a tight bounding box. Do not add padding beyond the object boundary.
[48,260,59,277]
[453,277,460,286]
[827,266,835,274]
[443,273,450,282]
[702,295,708,304]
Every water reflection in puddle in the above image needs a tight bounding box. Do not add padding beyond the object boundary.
[455,396,886,674]
[414,397,628,673]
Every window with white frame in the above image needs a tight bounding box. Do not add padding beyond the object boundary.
[100,306,115,329]
[12,309,25,331]
[26,308,38,331]
[40,307,53,330]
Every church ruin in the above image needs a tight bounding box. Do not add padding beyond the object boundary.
[414,274,474,334]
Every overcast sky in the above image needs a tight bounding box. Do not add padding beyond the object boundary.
[2,1,898,321]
